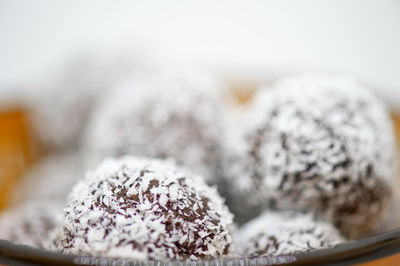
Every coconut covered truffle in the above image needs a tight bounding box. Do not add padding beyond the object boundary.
[60,156,234,261]
[0,201,62,249]
[236,211,345,257]
[221,74,397,238]
[83,69,225,183]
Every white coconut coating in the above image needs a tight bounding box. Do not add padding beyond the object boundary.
[60,156,234,261]
[0,201,63,249]
[236,211,345,257]
[84,69,225,183]
[221,74,397,238]
[11,151,83,205]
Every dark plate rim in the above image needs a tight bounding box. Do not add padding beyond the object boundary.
[1,227,400,265]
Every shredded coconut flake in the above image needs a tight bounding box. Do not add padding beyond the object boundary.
[60,156,234,261]
[83,69,226,183]
[0,201,63,249]
[221,74,397,238]
[236,211,346,257]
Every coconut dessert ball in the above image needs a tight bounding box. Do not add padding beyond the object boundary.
[60,156,234,261]
[0,201,62,249]
[222,74,397,238]
[84,69,225,183]
[11,151,83,205]
[236,211,345,257]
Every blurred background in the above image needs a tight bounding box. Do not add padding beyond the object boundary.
[0,2,400,264]
[1,0,400,105]
[0,0,400,209]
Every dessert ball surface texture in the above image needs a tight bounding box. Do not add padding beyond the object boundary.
[222,74,397,238]
[0,201,62,249]
[236,211,345,256]
[84,69,225,183]
[60,157,234,261]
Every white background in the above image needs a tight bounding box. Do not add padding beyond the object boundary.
[0,0,399,107]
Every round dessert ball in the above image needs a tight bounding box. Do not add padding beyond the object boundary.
[0,201,63,249]
[221,74,397,238]
[236,211,345,257]
[60,156,234,261]
[11,151,84,205]
[84,69,225,183]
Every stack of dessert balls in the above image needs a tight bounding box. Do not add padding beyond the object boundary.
[0,63,397,262]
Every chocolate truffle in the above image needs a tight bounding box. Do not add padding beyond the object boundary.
[221,74,397,238]
[236,211,345,257]
[60,156,234,261]
[0,201,62,249]
[84,69,225,183]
